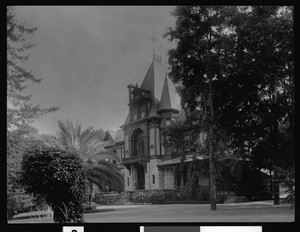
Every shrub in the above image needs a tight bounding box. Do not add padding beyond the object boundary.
[195,185,210,201]
[93,194,107,205]
[215,192,227,203]
[83,202,97,211]
[175,185,210,202]
[7,188,34,219]
[130,191,172,205]
[275,166,295,206]
[148,191,166,204]
[20,144,86,222]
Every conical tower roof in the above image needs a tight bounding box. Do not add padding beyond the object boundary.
[140,57,165,102]
[158,76,180,112]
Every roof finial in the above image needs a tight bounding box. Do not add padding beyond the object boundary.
[159,42,168,75]
[159,43,162,61]
[151,32,158,60]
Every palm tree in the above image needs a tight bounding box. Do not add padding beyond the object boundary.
[38,120,124,204]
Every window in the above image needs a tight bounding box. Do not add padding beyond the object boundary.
[166,119,171,126]
[127,177,130,186]
[140,105,146,118]
[133,107,138,120]
[131,128,144,157]
[152,175,155,184]
[121,148,125,158]
[136,133,144,156]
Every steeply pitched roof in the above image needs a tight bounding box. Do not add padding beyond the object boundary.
[124,112,130,125]
[122,57,181,125]
[140,57,181,117]
[140,57,165,102]
[158,76,180,111]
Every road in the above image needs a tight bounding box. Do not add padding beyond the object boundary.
[83,202,294,222]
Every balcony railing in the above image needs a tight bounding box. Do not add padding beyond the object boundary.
[122,155,150,164]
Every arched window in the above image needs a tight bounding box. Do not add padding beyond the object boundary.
[131,129,144,157]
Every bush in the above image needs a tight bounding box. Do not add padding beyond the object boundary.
[147,191,166,204]
[175,185,210,202]
[93,194,107,205]
[7,188,34,219]
[20,144,86,223]
[130,191,172,204]
[215,192,227,203]
[275,166,295,206]
[195,185,210,201]
[82,202,97,210]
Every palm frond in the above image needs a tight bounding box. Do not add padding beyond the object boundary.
[55,120,124,191]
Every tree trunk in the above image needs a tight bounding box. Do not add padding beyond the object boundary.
[271,115,280,205]
[208,126,217,210]
[273,172,280,205]
[208,81,217,210]
[89,183,93,207]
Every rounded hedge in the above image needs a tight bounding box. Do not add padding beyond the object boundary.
[20,144,86,222]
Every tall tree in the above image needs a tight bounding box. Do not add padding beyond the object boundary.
[7,6,59,218]
[214,6,294,204]
[165,6,236,210]
[7,6,58,133]
[166,6,294,206]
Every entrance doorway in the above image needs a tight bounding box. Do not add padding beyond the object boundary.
[136,165,145,190]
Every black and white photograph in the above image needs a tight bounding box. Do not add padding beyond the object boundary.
[7,6,294,224]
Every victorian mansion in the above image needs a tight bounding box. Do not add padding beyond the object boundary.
[102,53,210,192]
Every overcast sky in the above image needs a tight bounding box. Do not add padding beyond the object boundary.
[13,6,177,135]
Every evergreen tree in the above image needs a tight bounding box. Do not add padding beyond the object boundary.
[7,6,59,218]
[7,6,58,133]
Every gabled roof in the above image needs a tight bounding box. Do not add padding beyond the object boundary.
[107,130,117,141]
[114,129,124,143]
[104,129,124,143]
[158,76,180,112]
